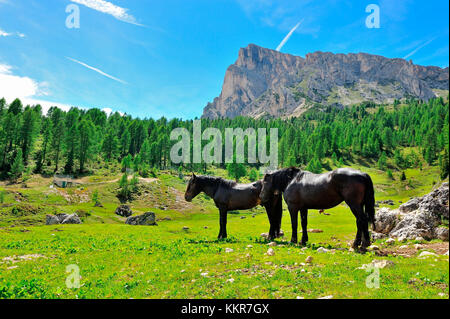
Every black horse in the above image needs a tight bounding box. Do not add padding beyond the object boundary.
[260,167,375,250]
[185,174,282,240]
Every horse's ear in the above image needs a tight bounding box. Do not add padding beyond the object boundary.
[192,173,196,179]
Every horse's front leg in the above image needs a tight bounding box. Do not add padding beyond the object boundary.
[264,204,276,241]
[300,208,308,245]
[288,205,299,244]
[218,208,228,239]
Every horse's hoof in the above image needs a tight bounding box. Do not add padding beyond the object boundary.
[358,247,368,254]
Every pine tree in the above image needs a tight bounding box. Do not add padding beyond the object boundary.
[9,149,24,181]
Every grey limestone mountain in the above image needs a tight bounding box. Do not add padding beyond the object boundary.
[202,44,449,119]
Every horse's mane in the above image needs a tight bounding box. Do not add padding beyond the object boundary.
[271,167,300,191]
[196,175,237,189]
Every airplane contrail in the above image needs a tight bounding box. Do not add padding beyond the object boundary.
[403,37,436,60]
[66,57,128,84]
[276,20,303,52]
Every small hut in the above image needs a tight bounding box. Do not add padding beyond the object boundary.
[53,175,75,188]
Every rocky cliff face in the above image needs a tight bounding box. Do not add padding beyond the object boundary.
[203,44,449,119]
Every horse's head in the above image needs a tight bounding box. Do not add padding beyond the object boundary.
[184,173,201,202]
[260,167,300,203]
[260,173,279,203]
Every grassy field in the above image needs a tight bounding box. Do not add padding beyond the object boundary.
[0,164,448,299]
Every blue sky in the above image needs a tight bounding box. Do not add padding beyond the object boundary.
[0,0,448,119]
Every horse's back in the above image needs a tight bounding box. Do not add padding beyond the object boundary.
[330,168,369,185]
[286,168,367,209]
[218,180,262,210]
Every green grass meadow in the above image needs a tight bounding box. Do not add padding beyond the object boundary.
[0,165,448,299]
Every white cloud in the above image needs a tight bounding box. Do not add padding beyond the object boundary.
[66,57,128,84]
[0,63,72,114]
[0,63,125,116]
[0,64,40,101]
[102,107,124,116]
[70,0,143,26]
[0,28,25,38]
[276,20,303,51]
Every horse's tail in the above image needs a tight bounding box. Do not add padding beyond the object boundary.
[363,174,376,230]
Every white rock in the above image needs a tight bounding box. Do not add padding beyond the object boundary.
[399,245,409,249]
[359,259,395,270]
[246,245,253,248]
[268,242,277,247]
[266,248,275,256]
[415,236,424,242]
[385,238,396,245]
[397,236,407,243]
[375,260,395,268]
[418,251,438,258]
[318,295,333,299]
[226,278,235,283]
[305,256,313,263]
[296,296,305,299]
[444,250,449,256]
[200,272,208,277]
[414,244,424,250]
[225,248,234,253]
[368,245,379,251]
[317,247,329,253]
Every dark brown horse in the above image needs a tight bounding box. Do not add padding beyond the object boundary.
[185,174,282,240]
[260,167,375,250]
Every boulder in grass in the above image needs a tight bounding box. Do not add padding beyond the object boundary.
[435,227,449,241]
[126,212,157,226]
[374,208,399,234]
[46,213,81,225]
[46,215,60,225]
[61,213,82,224]
[115,205,133,217]
[399,198,420,214]
[55,214,69,223]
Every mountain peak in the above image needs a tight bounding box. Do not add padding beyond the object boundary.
[203,45,449,119]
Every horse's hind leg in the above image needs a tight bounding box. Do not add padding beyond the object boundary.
[274,195,283,238]
[348,203,370,251]
[347,202,362,250]
[300,208,308,245]
[288,205,299,244]
[359,212,371,249]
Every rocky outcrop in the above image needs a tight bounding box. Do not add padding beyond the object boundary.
[125,212,157,226]
[203,44,449,119]
[115,205,133,217]
[46,213,82,225]
[373,183,449,241]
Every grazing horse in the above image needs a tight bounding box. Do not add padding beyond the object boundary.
[260,167,375,250]
[184,174,283,240]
